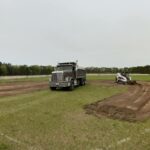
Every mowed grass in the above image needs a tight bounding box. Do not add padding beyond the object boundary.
[0,75,149,150]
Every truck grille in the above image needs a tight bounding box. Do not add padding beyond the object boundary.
[52,73,57,82]
[52,73,63,82]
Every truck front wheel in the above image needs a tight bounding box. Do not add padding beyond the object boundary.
[50,87,56,90]
[69,81,74,91]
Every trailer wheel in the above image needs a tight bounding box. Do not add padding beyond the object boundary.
[79,79,83,86]
[82,80,86,86]
[79,79,86,86]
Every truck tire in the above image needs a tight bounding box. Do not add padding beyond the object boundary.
[83,79,86,85]
[70,81,74,91]
[50,87,56,90]
[80,79,85,86]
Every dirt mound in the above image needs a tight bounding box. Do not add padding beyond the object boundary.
[85,103,137,122]
[84,81,150,122]
[0,81,48,97]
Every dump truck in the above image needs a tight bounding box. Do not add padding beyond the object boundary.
[50,62,86,90]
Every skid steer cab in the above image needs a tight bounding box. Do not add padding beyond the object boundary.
[49,62,86,90]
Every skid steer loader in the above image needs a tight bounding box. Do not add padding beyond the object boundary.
[115,73,136,85]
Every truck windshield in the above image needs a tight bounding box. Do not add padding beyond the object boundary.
[56,66,72,71]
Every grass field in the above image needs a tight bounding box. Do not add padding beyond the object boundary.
[0,75,150,150]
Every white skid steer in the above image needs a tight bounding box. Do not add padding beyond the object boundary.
[115,73,136,85]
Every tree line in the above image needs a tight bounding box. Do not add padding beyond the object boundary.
[86,65,150,74]
[0,62,150,76]
[0,62,54,76]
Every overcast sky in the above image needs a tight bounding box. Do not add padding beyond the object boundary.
[0,0,150,67]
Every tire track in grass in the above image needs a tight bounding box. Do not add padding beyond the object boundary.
[0,131,39,150]
[92,128,150,150]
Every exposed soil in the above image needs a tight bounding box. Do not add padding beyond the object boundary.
[0,81,48,97]
[85,80,150,122]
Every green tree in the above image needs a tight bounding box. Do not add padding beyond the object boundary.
[0,64,8,76]
[30,65,41,75]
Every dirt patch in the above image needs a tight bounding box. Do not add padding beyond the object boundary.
[0,81,48,97]
[84,80,150,122]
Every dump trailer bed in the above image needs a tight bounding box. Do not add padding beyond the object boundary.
[76,69,86,79]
